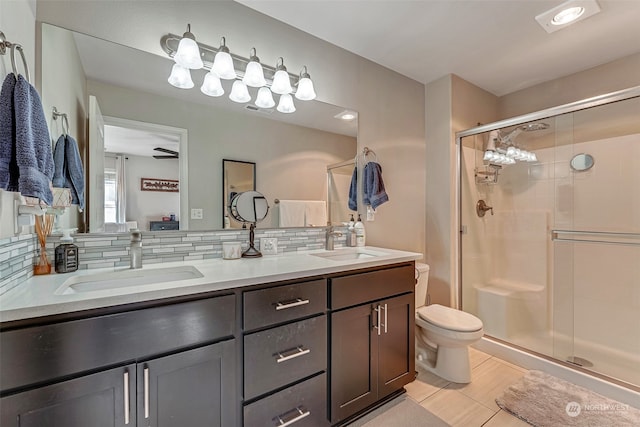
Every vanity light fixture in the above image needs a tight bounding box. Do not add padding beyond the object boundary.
[212,37,236,80]
[173,24,203,69]
[161,30,316,114]
[294,66,316,101]
[242,48,267,87]
[271,57,293,95]
[535,0,601,34]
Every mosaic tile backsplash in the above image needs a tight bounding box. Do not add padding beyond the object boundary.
[1,227,347,294]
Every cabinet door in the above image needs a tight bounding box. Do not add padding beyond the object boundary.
[378,293,415,398]
[137,340,236,427]
[0,364,136,427]
[329,304,378,423]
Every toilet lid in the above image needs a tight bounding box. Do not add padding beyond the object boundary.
[417,304,483,332]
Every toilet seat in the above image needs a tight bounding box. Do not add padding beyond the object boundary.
[417,304,483,332]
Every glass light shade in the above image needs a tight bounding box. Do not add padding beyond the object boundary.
[277,93,296,113]
[167,64,194,89]
[229,80,251,103]
[200,72,224,97]
[255,87,276,109]
[243,61,266,87]
[552,7,585,25]
[271,70,293,94]
[212,51,236,80]
[295,77,316,100]
[174,37,203,69]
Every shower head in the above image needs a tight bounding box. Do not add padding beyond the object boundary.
[500,122,549,144]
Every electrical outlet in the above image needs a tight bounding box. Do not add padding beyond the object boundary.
[191,208,203,220]
[261,237,278,255]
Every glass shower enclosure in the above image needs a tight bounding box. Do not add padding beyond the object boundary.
[456,86,640,389]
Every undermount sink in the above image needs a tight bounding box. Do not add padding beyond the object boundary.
[310,248,388,261]
[55,265,204,295]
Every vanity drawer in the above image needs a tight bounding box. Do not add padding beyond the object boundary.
[244,373,328,427]
[243,279,326,330]
[0,294,235,393]
[330,263,414,310]
[244,315,327,400]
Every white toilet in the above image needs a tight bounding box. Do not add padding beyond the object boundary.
[414,263,484,383]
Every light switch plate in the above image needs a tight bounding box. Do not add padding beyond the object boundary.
[191,208,203,220]
[261,237,278,255]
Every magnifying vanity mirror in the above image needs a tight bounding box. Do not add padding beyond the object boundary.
[40,23,357,234]
[223,160,256,229]
[228,191,269,257]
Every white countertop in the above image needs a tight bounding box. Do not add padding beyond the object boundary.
[0,247,421,323]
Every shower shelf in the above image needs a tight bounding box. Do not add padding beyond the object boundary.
[475,164,501,184]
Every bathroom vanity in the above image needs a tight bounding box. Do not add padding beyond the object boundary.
[0,248,419,426]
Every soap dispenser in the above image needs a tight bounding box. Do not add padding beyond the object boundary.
[55,229,79,273]
[347,214,356,246]
[354,214,365,247]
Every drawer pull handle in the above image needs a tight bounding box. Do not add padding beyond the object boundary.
[276,346,311,363]
[374,305,381,336]
[144,366,150,419]
[123,370,130,425]
[275,298,310,311]
[274,406,310,427]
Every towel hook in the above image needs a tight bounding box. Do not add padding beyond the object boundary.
[0,31,30,83]
[52,107,69,136]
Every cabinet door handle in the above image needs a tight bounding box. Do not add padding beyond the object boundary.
[383,303,388,334]
[374,305,381,336]
[123,370,130,425]
[273,406,310,427]
[275,298,310,311]
[144,366,150,419]
[276,346,311,363]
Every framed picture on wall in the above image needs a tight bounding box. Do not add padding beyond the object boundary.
[140,177,179,192]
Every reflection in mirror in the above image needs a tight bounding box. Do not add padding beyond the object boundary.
[40,23,357,234]
[222,160,255,229]
[570,153,595,171]
[228,191,269,258]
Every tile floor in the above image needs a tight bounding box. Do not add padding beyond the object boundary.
[404,347,531,426]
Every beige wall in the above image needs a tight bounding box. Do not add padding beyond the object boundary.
[425,74,498,307]
[36,0,427,253]
[498,52,640,119]
[40,23,87,231]
[0,0,36,239]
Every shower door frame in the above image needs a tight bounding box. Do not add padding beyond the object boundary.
[454,84,640,310]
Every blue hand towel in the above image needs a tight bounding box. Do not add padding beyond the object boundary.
[6,75,54,204]
[348,166,358,211]
[53,134,85,209]
[363,161,389,210]
[0,74,18,190]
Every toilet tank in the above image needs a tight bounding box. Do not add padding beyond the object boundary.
[415,263,430,308]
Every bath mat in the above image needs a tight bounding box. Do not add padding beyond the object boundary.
[496,370,640,426]
[348,395,449,427]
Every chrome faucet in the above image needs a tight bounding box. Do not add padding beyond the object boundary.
[130,229,142,269]
[325,224,343,251]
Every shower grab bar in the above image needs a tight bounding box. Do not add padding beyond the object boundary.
[551,230,640,247]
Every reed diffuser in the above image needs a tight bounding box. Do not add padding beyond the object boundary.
[34,213,54,275]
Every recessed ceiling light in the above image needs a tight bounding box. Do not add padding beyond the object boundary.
[535,0,601,34]
[335,110,357,121]
[552,6,585,25]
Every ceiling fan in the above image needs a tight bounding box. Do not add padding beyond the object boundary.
[153,147,179,159]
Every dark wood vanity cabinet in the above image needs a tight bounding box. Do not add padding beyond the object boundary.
[0,295,237,427]
[242,279,329,427]
[328,264,415,424]
[0,261,416,427]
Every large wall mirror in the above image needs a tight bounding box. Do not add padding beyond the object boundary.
[40,23,358,233]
